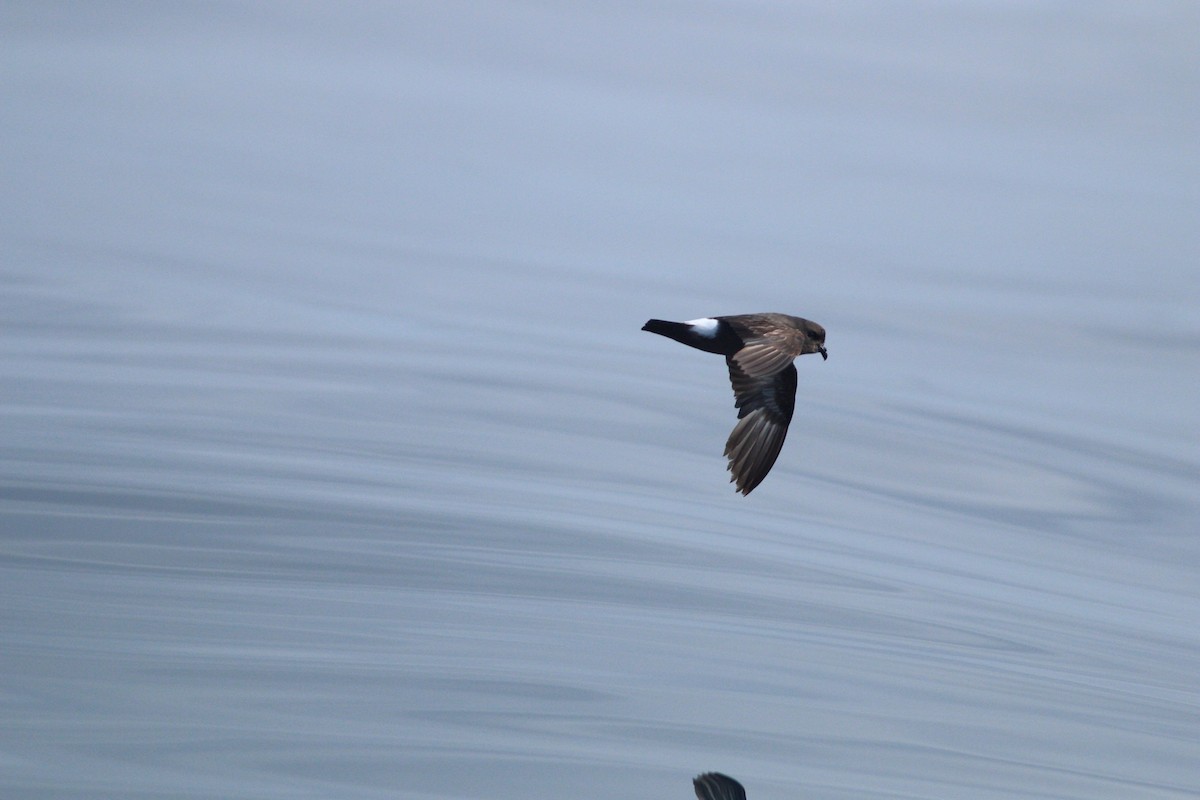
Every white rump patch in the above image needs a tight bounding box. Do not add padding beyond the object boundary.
[685,317,719,336]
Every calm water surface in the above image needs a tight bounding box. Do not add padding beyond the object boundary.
[2,3,1197,799]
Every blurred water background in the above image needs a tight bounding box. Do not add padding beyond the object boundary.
[2,3,1197,798]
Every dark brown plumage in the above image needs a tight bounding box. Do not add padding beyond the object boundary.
[642,313,827,495]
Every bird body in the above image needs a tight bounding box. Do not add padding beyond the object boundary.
[642,313,827,495]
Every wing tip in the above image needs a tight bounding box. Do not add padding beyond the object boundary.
[723,410,785,496]
[729,471,762,495]
[694,772,747,800]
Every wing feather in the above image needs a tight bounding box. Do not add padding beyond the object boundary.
[730,342,798,378]
[694,773,747,800]
[723,360,797,494]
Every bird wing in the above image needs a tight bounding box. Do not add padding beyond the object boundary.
[693,773,747,800]
[723,317,807,378]
[723,359,797,495]
[728,340,798,377]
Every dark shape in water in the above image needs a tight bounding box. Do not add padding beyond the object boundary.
[643,313,827,495]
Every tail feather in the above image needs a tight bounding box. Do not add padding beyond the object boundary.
[642,318,740,355]
[642,319,689,340]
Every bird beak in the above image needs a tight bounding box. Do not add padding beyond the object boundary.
[818,346,828,360]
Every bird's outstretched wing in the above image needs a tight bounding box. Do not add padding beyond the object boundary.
[723,359,797,495]
[693,773,747,800]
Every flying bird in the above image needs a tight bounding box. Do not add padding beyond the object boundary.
[693,772,747,800]
[642,313,827,495]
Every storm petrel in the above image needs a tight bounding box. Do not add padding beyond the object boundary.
[693,772,747,800]
[642,313,827,495]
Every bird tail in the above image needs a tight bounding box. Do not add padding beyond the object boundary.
[642,318,739,354]
[642,319,690,340]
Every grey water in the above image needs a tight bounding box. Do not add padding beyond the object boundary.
[2,3,1197,799]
